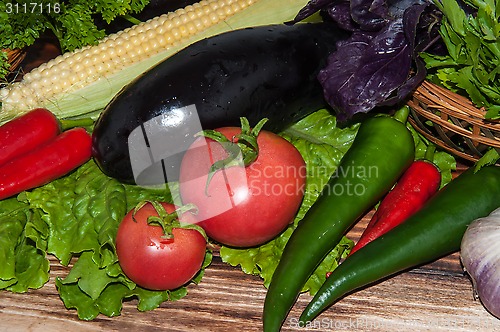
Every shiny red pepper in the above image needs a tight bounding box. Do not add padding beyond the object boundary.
[349,159,441,256]
[0,127,92,200]
[0,108,61,167]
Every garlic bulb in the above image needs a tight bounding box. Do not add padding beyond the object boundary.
[461,207,500,319]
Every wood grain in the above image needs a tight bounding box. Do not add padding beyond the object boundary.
[2,164,500,331]
[2,249,499,332]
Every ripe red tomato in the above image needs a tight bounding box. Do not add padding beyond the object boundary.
[179,127,306,247]
[116,202,206,290]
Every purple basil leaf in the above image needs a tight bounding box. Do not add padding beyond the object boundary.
[318,32,374,114]
[324,1,360,31]
[350,0,389,30]
[379,51,426,106]
[319,19,412,120]
[380,3,442,106]
[291,0,443,121]
[411,5,444,53]
[387,0,430,19]
[289,0,336,23]
[403,3,430,45]
[378,3,429,105]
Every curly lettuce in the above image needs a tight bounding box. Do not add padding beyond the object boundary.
[0,159,211,320]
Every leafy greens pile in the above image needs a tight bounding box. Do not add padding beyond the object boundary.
[289,0,444,121]
[0,0,150,80]
[422,0,500,119]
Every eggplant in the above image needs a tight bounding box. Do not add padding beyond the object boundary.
[92,23,347,185]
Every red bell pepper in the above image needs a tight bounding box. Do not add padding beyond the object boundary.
[349,159,441,255]
[0,108,61,167]
[0,127,92,200]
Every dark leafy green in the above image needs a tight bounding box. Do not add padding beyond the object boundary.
[421,0,500,119]
[290,0,443,121]
[0,0,150,81]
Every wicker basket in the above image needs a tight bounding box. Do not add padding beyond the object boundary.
[407,80,500,163]
[4,48,26,74]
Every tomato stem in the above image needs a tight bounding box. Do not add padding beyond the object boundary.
[132,201,205,240]
[197,117,268,195]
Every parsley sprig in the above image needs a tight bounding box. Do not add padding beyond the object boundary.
[423,0,500,119]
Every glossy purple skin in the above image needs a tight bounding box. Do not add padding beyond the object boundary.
[92,23,347,184]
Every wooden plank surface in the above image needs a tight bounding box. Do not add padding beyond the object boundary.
[2,166,500,331]
[2,242,500,331]
[2,227,500,331]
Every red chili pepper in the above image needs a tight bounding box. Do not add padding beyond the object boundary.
[348,159,441,256]
[0,108,61,167]
[0,127,92,200]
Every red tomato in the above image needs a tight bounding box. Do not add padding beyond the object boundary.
[116,202,206,290]
[179,127,306,247]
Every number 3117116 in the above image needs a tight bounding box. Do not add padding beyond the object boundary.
[6,2,61,14]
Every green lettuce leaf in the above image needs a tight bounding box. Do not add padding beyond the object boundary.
[55,251,192,320]
[0,197,49,292]
[5,233,50,293]
[0,198,30,289]
[12,160,209,319]
[24,160,129,267]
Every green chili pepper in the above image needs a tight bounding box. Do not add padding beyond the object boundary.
[263,115,415,332]
[300,165,500,323]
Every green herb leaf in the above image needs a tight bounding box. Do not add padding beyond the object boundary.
[0,197,49,292]
[0,0,151,80]
[426,0,499,118]
[0,51,10,83]
[474,148,500,172]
